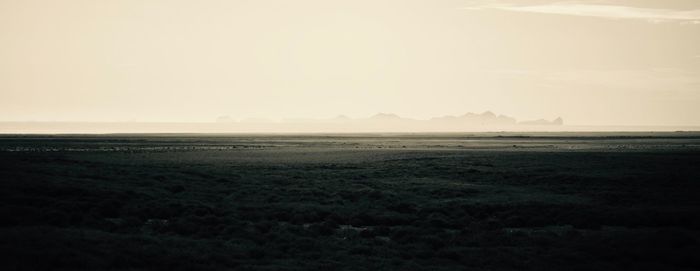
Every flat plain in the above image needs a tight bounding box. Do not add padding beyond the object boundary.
[1,133,700,270]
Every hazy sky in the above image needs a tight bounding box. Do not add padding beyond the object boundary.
[1,0,699,125]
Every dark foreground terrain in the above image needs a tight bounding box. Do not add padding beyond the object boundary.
[1,133,700,270]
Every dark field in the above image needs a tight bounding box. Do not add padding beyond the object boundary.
[1,133,700,270]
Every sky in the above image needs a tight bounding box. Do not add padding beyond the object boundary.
[1,0,699,126]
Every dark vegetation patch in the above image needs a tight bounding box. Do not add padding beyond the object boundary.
[0,137,699,270]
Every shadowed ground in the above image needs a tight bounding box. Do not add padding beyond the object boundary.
[1,133,699,270]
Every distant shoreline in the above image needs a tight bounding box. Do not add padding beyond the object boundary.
[1,121,699,134]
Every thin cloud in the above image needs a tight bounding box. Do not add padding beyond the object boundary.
[460,3,700,23]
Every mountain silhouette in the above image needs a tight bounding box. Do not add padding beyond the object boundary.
[369,113,404,120]
[223,111,562,126]
[212,111,564,131]
[519,117,564,126]
[432,111,517,125]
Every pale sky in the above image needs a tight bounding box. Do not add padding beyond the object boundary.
[1,0,699,126]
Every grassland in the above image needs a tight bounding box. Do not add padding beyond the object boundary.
[1,133,699,270]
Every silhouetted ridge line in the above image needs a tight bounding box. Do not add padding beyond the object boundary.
[216,111,563,126]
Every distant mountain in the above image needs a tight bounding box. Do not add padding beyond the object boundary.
[215,111,564,130]
[240,118,275,123]
[519,117,564,126]
[554,117,564,125]
[369,113,404,120]
[432,111,517,125]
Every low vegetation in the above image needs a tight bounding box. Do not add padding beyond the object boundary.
[1,135,699,270]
